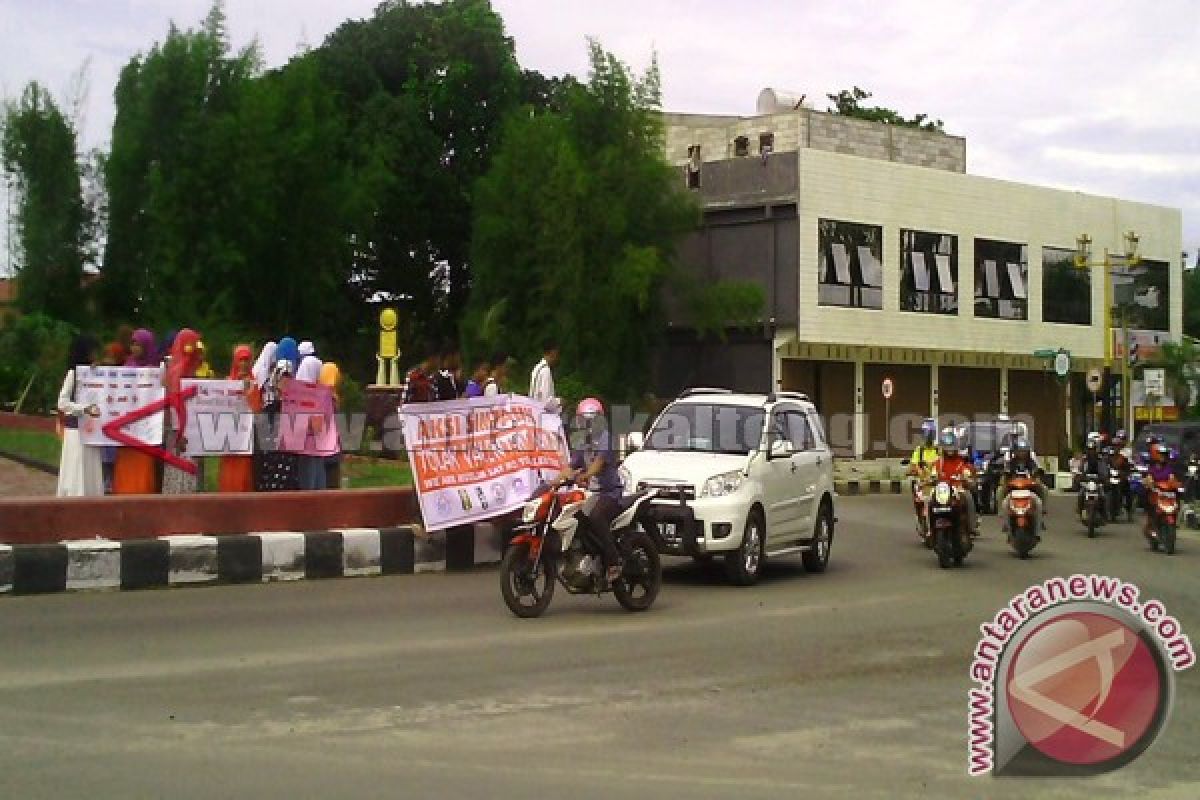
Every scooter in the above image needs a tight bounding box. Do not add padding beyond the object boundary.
[928,477,972,568]
[1144,477,1184,555]
[1005,470,1040,558]
[1186,454,1200,502]
[1076,472,1106,538]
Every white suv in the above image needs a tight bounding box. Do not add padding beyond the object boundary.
[620,389,836,585]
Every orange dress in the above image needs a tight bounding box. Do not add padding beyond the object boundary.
[218,380,260,493]
[112,448,158,494]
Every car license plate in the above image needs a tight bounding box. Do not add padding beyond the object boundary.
[662,522,677,539]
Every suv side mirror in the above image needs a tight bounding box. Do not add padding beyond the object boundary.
[769,438,794,459]
[626,431,645,452]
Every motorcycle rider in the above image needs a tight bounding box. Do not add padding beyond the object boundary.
[1077,432,1111,516]
[931,428,980,537]
[907,418,941,530]
[1143,442,1178,540]
[1000,437,1047,532]
[1107,429,1134,519]
[559,397,625,584]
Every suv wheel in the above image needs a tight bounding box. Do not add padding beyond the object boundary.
[802,504,833,573]
[725,510,765,586]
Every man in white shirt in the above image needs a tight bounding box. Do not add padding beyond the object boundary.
[529,339,561,413]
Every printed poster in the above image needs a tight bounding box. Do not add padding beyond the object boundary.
[77,366,165,447]
[180,379,254,457]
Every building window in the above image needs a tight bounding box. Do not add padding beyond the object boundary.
[1113,258,1170,331]
[974,238,1028,320]
[900,229,958,314]
[818,219,883,309]
[686,144,701,189]
[759,132,774,155]
[1042,246,1091,325]
[734,135,749,157]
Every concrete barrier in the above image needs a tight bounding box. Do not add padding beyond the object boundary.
[0,524,507,597]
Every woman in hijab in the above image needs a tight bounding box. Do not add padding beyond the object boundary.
[255,343,301,492]
[56,335,104,497]
[112,328,161,494]
[161,328,204,494]
[294,354,326,490]
[217,344,255,492]
[318,362,344,489]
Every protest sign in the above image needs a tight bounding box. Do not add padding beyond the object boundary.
[77,366,165,447]
[278,379,339,456]
[398,394,568,531]
[180,379,254,457]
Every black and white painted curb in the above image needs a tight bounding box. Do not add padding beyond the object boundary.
[0,524,505,596]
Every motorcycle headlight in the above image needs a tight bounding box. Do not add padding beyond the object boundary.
[702,469,745,498]
[934,482,952,505]
[619,466,633,492]
[1085,481,1098,491]
[521,498,541,523]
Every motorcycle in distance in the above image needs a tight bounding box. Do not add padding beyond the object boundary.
[500,481,664,618]
[1144,475,1184,555]
[1075,471,1106,538]
[927,473,973,568]
[974,453,1004,515]
[1104,463,1130,523]
[1186,452,1200,502]
[1005,469,1041,558]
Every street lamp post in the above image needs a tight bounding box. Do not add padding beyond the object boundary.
[1074,231,1140,436]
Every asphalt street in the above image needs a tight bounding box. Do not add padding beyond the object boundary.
[2,492,1199,799]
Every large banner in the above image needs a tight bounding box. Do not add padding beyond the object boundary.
[77,366,165,447]
[399,394,568,531]
[180,379,253,457]
[278,379,339,457]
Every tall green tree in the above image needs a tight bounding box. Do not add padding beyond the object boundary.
[1153,338,1199,412]
[1,82,88,324]
[1183,266,1200,340]
[465,41,697,402]
[317,0,523,345]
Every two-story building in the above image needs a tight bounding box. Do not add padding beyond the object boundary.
[657,90,1183,462]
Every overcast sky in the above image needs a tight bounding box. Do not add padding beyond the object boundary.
[2,0,1198,266]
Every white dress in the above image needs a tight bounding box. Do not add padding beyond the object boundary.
[56,369,104,497]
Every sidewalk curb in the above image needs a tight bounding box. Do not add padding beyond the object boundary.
[0,524,506,596]
[835,479,904,496]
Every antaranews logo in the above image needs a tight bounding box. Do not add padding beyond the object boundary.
[968,574,1195,777]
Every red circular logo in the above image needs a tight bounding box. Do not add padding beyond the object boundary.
[1006,612,1163,766]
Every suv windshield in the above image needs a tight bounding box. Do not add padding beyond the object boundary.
[645,403,765,455]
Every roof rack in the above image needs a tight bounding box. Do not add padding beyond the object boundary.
[767,391,810,403]
[678,387,734,399]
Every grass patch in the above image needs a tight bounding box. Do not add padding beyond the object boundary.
[0,428,61,467]
[343,456,412,489]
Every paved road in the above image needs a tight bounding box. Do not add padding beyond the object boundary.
[2,493,1198,799]
[0,456,55,496]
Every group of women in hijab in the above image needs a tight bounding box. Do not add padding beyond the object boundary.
[55,330,343,497]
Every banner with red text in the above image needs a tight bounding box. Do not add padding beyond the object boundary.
[180,379,254,456]
[278,379,339,457]
[78,366,165,447]
[398,394,568,531]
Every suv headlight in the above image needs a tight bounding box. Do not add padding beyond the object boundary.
[619,466,633,492]
[702,469,744,498]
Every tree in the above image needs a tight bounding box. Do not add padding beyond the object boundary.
[465,41,697,402]
[826,87,944,132]
[1153,338,1199,413]
[1,82,89,324]
[1183,267,1200,339]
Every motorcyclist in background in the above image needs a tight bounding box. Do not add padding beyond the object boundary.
[1000,437,1047,532]
[1142,442,1179,540]
[1077,432,1111,517]
[906,418,940,482]
[559,397,625,584]
[1107,429,1134,520]
[932,428,980,537]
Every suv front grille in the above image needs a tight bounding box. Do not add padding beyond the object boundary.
[638,481,696,502]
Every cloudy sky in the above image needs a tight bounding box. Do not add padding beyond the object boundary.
[2,0,1198,265]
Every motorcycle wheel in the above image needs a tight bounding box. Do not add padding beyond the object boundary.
[935,529,953,569]
[1087,510,1097,539]
[613,531,661,612]
[1161,524,1177,556]
[1013,531,1034,559]
[500,543,555,618]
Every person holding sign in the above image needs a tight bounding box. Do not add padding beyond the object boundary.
[218,344,256,493]
[162,329,205,494]
[294,355,327,490]
[113,328,161,494]
[56,336,104,497]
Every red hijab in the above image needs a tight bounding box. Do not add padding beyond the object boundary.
[165,328,202,392]
[228,344,254,379]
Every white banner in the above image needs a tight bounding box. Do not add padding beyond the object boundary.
[399,394,569,531]
[180,379,254,457]
[77,366,165,447]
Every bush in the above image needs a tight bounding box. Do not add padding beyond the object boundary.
[0,313,76,413]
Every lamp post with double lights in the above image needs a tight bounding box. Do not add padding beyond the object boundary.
[1074,231,1140,435]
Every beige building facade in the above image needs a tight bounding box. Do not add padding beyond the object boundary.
[659,96,1183,461]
